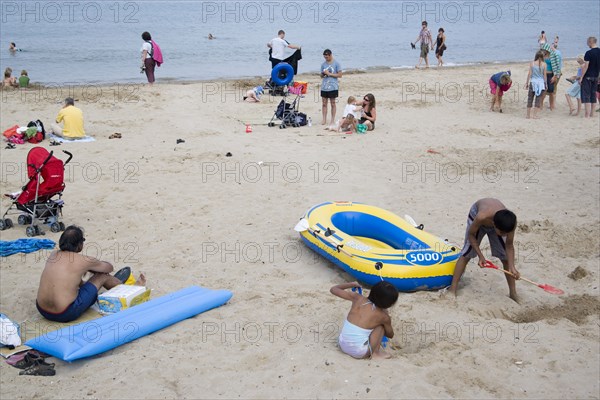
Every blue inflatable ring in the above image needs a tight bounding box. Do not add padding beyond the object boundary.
[271,63,294,86]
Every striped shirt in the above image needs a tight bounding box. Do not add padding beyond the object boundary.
[418,29,433,46]
[541,43,562,76]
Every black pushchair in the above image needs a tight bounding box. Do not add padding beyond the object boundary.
[267,91,305,129]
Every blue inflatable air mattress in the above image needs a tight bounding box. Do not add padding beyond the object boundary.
[26,286,232,362]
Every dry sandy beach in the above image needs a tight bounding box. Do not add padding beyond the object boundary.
[1,61,599,399]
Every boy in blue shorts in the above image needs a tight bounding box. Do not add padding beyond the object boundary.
[36,226,146,322]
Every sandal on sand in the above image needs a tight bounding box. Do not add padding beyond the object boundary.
[5,143,15,149]
[6,350,50,370]
[109,133,122,139]
[113,266,131,284]
[19,359,56,376]
[6,352,32,369]
[49,140,61,146]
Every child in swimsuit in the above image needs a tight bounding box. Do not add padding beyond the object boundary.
[330,281,398,360]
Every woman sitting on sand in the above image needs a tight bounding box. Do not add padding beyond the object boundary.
[357,93,377,131]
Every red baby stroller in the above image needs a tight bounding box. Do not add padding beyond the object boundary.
[0,147,73,237]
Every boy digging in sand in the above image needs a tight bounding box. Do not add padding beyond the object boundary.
[331,281,398,360]
[449,198,520,301]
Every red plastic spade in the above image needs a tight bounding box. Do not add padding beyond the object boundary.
[484,261,564,295]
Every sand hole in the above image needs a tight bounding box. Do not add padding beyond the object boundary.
[507,294,600,325]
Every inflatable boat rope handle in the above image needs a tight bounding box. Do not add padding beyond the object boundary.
[375,262,384,281]
[484,261,564,295]
[309,226,353,257]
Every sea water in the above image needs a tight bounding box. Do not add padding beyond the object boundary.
[1,0,598,85]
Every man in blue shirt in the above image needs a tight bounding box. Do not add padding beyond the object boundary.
[320,49,342,127]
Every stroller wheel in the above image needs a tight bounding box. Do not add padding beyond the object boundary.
[0,218,13,230]
[59,222,66,231]
[26,226,36,237]
[268,122,275,127]
[279,125,286,129]
[18,215,29,225]
[50,222,61,233]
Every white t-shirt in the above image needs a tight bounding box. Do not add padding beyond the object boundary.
[343,103,361,119]
[141,42,152,58]
[269,37,289,60]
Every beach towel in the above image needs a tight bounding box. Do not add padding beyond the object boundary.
[2,125,20,138]
[0,313,21,348]
[0,239,56,257]
[151,40,163,67]
[48,133,95,143]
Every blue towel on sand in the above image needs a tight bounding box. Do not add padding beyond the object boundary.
[0,239,56,257]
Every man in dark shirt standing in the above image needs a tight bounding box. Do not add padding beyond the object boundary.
[580,36,600,118]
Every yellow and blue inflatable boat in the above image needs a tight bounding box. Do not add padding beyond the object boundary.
[296,202,460,291]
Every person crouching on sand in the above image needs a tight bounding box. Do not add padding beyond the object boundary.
[489,71,512,112]
[449,198,520,302]
[331,281,398,360]
[243,86,264,102]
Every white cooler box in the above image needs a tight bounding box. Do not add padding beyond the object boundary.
[97,285,151,314]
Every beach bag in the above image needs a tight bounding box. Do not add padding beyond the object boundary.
[26,120,45,144]
[0,313,21,348]
[2,125,19,138]
[295,112,308,126]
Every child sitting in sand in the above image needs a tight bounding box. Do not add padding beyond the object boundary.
[243,86,264,102]
[565,55,585,116]
[329,96,362,132]
[331,281,398,360]
[337,114,358,133]
[19,70,29,88]
[2,67,18,88]
[489,71,512,112]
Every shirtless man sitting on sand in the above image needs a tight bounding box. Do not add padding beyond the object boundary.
[36,225,146,323]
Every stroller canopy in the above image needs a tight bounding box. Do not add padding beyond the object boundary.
[17,147,65,205]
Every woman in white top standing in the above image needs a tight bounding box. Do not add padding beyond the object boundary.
[140,31,155,85]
